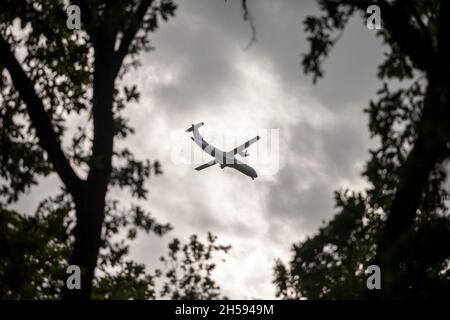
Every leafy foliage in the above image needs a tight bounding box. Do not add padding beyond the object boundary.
[159,233,231,300]
[274,192,379,299]
[275,0,450,299]
[0,196,230,299]
[0,0,218,299]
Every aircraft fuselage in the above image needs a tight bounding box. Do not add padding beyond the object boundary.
[190,129,258,180]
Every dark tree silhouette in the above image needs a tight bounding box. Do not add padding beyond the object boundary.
[1,194,168,299]
[275,0,450,299]
[159,233,231,300]
[1,201,230,299]
[0,0,179,299]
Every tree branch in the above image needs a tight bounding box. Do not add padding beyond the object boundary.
[0,35,83,195]
[408,1,432,49]
[86,33,116,189]
[380,0,435,72]
[113,0,155,75]
[437,0,450,66]
[327,0,435,72]
[241,0,256,50]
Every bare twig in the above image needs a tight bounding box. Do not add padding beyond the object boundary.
[241,0,256,50]
[225,0,257,50]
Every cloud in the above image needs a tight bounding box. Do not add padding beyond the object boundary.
[123,0,385,298]
[14,0,386,299]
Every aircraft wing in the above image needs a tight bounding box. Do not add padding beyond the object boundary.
[228,136,260,156]
[195,159,217,171]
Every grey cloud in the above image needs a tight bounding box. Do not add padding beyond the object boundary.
[131,0,382,298]
[142,0,248,113]
[14,0,388,298]
[265,163,335,235]
[116,0,385,298]
[320,116,370,178]
[264,107,371,242]
[307,17,385,111]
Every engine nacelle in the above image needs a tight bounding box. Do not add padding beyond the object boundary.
[238,150,249,157]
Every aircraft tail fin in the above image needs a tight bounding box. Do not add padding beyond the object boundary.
[185,122,204,133]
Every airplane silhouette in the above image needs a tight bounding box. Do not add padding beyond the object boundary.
[186,122,260,180]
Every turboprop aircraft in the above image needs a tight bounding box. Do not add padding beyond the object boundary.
[186,122,260,180]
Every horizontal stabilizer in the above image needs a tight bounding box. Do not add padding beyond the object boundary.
[195,159,217,171]
[185,122,204,132]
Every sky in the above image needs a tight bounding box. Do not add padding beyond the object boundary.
[15,0,386,299]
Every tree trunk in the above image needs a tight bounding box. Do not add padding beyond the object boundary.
[62,33,116,299]
[62,189,106,299]
[373,73,450,298]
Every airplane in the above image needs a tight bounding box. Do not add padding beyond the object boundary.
[186,122,260,180]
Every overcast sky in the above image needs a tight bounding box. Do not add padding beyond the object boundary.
[16,0,386,299]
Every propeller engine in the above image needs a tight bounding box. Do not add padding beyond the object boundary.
[238,150,249,157]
